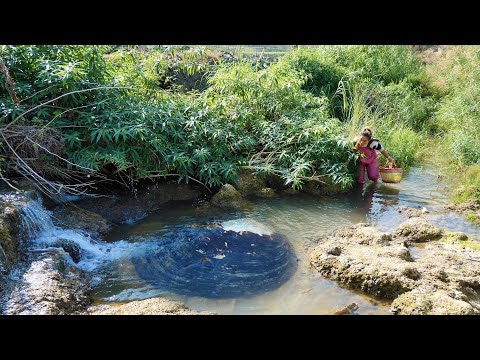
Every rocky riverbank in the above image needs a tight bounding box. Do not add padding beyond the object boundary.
[310,215,480,314]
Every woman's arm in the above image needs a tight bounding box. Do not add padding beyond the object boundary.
[379,149,396,167]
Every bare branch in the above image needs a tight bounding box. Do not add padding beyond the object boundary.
[0,129,102,199]
[5,86,140,130]
[145,173,212,193]
[25,135,95,172]
[0,169,21,192]
[18,84,56,104]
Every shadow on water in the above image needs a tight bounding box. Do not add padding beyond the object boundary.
[131,227,297,299]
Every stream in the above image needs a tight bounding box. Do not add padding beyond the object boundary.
[18,165,480,315]
[90,166,480,314]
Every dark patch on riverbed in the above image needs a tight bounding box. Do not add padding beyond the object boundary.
[132,226,297,298]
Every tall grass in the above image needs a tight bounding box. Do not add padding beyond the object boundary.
[339,81,427,170]
[426,46,480,202]
[451,164,480,204]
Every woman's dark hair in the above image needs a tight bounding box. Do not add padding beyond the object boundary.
[359,130,372,139]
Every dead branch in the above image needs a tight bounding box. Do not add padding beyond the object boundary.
[0,59,20,103]
[0,169,21,192]
[0,127,105,199]
[299,171,327,184]
[145,173,212,193]
[332,302,359,315]
[5,85,140,130]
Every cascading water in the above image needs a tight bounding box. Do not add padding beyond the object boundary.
[16,196,144,272]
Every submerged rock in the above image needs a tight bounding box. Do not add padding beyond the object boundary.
[302,179,348,196]
[255,187,278,198]
[445,200,480,225]
[397,205,427,218]
[71,182,204,225]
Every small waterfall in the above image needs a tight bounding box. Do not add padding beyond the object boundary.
[16,196,143,272]
[19,197,55,240]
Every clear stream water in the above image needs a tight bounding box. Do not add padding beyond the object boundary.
[20,166,480,315]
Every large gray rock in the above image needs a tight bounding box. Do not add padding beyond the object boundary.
[394,217,443,243]
[3,253,91,315]
[234,168,267,197]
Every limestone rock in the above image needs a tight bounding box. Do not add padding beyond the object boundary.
[90,297,217,315]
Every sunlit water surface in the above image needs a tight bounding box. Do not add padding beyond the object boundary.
[85,166,479,314]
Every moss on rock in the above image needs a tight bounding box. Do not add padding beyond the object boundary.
[234,168,268,197]
[53,206,109,239]
[391,288,479,315]
[210,184,255,210]
[0,205,24,267]
[442,231,480,251]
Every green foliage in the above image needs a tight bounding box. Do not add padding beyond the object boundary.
[153,46,219,92]
[427,46,480,175]
[0,45,111,119]
[205,60,355,188]
[104,48,167,90]
[276,48,347,117]
[434,87,480,166]
[0,44,443,195]
[368,81,435,131]
[375,123,425,170]
[315,45,425,86]
[451,164,480,203]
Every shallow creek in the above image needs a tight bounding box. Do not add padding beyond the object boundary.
[82,166,479,314]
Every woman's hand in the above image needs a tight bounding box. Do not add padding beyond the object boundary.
[387,157,397,168]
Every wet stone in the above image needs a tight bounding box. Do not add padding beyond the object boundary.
[327,246,342,256]
[132,226,297,299]
[402,267,421,280]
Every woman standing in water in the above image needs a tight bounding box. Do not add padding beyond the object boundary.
[355,128,396,184]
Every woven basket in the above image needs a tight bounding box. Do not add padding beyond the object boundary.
[379,167,403,183]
